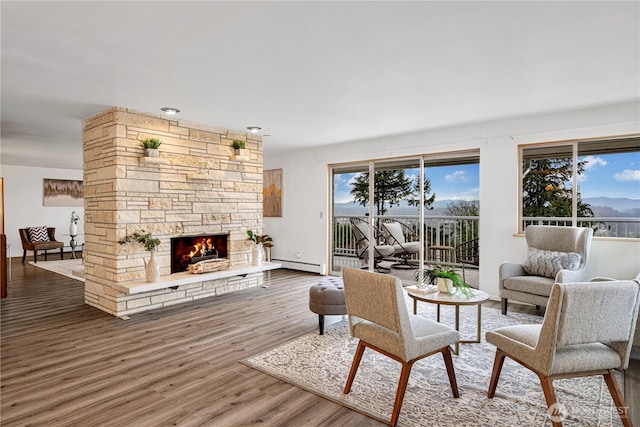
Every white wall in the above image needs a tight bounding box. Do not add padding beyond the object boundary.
[2,165,84,257]
[265,102,640,299]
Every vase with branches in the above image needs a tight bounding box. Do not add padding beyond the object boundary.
[118,230,161,282]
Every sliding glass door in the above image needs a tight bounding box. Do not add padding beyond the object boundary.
[331,150,479,286]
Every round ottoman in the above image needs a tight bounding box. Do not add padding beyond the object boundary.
[308,276,347,335]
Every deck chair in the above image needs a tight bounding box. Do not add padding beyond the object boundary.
[381,219,421,269]
[350,217,395,272]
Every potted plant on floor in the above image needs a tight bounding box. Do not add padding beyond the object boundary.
[140,138,162,158]
[118,230,162,283]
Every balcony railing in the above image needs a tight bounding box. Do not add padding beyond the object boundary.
[522,217,640,238]
[333,215,479,264]
[333,215,639,266]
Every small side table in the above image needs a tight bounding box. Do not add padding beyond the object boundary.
[407,287,489,354]
[429,245,455,263]
[63,234,83,259]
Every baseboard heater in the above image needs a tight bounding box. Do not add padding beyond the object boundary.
[271,259,326,275]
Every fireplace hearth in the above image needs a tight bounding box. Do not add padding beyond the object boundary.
[171,233,229,274]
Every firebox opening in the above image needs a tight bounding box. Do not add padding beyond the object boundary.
[171,233,229,274]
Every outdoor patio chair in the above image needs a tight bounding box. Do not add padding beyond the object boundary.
[455,238,479,286]
[349,217,395,272]
[381,219,421,269]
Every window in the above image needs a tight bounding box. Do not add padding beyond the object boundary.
[519,136,640,237]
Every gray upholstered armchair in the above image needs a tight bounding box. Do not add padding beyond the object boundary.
[487,280,640,427]
[341,267,460,427]
[498,225,593,315]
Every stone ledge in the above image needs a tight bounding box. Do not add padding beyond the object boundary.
[111,262,281,295]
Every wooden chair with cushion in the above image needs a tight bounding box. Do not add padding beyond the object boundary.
[487,280,640,427]
[19,227,64,263]
[341,267,460,426]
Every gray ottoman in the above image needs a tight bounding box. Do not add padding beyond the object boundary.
[308,276,347,335]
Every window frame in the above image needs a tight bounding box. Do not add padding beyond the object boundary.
[518,134,640,238]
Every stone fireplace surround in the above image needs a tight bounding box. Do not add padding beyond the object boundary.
[82,107,278,317]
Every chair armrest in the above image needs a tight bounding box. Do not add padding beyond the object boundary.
[498,262,525,290]
[556,269,587,283]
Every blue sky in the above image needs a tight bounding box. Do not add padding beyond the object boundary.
[333,164,480,204]
[578,152,640,199]
[333,152,640,204]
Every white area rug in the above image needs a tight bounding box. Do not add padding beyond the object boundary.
[242,303,621,426]
[29,259,85,282]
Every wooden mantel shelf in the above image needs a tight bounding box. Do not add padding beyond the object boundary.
[112,262,281,295]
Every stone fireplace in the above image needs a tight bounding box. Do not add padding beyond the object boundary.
[82,107,269,317]
[171,232,229,274]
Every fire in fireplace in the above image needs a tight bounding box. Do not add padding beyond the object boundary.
[170,233,229,274]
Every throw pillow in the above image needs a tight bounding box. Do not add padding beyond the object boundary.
[523,247,581,278]
[27,226,50,242]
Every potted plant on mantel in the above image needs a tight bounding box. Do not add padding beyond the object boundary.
[417,266,474,297]
[140,138,162,158]
[232,140,248,160]
[118,230,161,283]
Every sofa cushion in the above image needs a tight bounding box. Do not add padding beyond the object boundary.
[27,226,50,242]
[523,247,581,278]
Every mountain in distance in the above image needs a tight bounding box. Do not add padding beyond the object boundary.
[583,197,640,217]
[334,197,639,217]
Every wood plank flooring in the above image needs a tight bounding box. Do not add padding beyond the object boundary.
[1,258,538,426]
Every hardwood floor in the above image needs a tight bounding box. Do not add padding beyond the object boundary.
[1,258,540,426]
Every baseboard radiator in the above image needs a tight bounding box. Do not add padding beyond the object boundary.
[271,259,326,275]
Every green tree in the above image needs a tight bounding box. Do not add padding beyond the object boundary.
[350,170,435,216]
[522,158,593,218]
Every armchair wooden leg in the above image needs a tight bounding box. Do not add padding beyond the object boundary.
[34,250,38,263]
[603,369,632,427]
[22,250,26,263]
[60,248,63,260]
[488,349,506,398]
[501,298,508,315]
[390,360,416,427]
[442,346,459,398]
[536,373,562,427]
[344,341,366,394]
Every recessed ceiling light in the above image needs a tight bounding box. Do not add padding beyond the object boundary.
[247,126,261,133]
[161,107,180,115]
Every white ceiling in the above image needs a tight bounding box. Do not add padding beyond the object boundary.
[1,1,639,170]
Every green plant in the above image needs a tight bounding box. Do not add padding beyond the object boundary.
[247,230,273,247]
[232,140,246,150]
[140,138,162,149]
[118,230,161,251]
[417,266,473,297]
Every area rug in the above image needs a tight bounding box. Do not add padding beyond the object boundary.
[242,303,622,426]
[29,259,85,282]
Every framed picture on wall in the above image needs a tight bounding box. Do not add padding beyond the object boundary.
[263,169,282,217]
[43,179,84,207]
